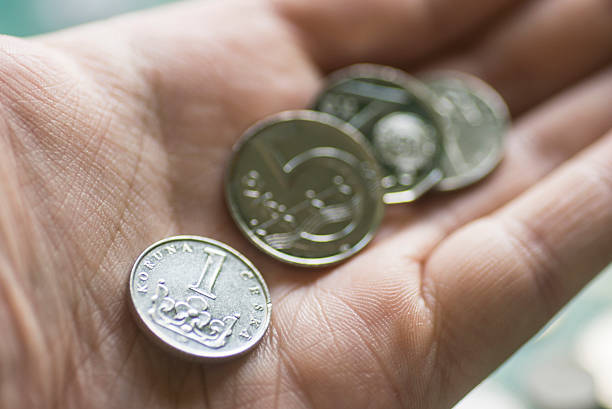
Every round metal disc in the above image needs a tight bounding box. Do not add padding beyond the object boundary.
[129,236,271,361]
[423,70,510,191]
[313,64,449,204]
[225,110,385,267]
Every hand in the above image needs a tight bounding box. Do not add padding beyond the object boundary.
[1,0,610,407]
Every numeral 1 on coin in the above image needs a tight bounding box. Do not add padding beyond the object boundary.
[189,247,227,300]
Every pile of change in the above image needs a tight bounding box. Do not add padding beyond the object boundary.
[225,64,510,268]
[128,65,509,362]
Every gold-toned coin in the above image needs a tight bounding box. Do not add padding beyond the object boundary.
[314,64,450,204]
[225,110,384,267]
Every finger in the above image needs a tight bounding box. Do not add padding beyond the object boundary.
[423,131,612,407]
[270,0,528,70]
[432,0,612,114]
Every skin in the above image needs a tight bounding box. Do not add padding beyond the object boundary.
[0,0,611,407]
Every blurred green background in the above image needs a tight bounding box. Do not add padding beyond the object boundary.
[1,1,611,408]
[0,0,176,37]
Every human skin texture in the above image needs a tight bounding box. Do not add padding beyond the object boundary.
[0,0,611,408]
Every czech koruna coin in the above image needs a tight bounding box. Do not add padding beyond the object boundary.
[225,110,384,267]
[314,64,451,204]
[129,236,271,361]
[423,70,510,191]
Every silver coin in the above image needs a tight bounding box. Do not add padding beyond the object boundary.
[129,236,271,361]
[423,71,510,191]
[225,110,384,267]
[313,64,449,204]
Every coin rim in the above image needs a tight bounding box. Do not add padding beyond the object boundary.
[225,109,385,267]
[128,235,272,361]
[314,63,451,204]
[422,69,511,192]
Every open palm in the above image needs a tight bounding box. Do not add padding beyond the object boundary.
[1,0,611,407]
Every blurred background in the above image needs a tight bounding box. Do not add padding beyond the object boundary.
[1,1,611,408]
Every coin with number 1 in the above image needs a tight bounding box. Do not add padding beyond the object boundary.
[129,236,271,361]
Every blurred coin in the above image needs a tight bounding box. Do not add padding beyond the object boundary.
[225,110,384,267]
[423,71,510,191]
[525,358,598,409]
[576,309,612,408]
[314,64,448,204]
[129,236,271,361]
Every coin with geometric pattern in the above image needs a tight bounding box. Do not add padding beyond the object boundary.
[225,110,385,266]
[314,64,451,204]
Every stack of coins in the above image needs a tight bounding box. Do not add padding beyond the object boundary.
[128,64,509,361]
[225,64,510,268]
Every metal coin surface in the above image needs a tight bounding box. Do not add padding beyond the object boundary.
[129,236,271,361]
[423,71,510,191]
[225,110,384,267]
[313,64,449,204]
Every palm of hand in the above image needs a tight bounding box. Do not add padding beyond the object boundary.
[1,0,611,408]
